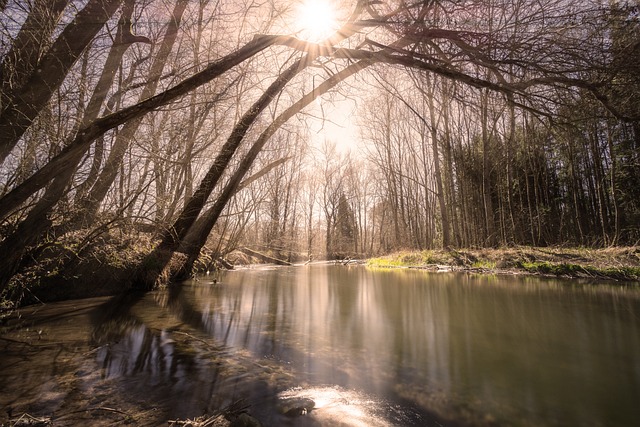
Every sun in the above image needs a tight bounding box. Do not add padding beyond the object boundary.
[296,0,338,41]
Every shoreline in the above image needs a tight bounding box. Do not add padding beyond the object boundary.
[3,246,638,311]
[365,246,640,283]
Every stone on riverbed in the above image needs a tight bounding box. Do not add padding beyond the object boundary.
[277,397,316,417]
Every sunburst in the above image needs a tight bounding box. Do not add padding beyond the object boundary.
[296,0,338,41]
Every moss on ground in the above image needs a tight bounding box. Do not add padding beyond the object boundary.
[519,261,640,281]
[367,246,640,282]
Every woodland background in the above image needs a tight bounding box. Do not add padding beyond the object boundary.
[0,0,639,299]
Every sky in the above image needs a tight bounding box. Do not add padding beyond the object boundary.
[311,98,359,151]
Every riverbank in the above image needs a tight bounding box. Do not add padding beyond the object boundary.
[3,241,639,312]
[367,247,640,283]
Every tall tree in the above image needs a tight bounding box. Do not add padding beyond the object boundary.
[0,0,150,292]
[73,0,189,227]
[0,0,69,106]
[0,0,124,163]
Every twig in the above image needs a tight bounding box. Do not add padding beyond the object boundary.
[91,406,130,415]
[172,331,222,351]
[167,414,224,426]
[10,413,51,426]
[55,406,131,422]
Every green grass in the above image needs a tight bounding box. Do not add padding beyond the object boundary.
[366,256,407,268]
[366,249,640,282]
[366,250,449,268]
[471,260,497,269]
[520,261,640,280]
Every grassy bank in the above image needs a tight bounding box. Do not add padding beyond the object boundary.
[366,247,640,282]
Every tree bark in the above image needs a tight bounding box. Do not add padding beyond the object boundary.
[0,0,69,105]
[0,34,282,222]
[481,90,497,246]
[0,0,123,163]
[74,0,189,227]
[424,76,451,248]
[0,0,148,293]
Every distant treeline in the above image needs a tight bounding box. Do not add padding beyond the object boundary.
[0,0,638,299]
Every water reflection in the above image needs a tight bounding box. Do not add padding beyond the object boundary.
[277,386,422,427]
[174,266,640,426]
[4,265,638,426]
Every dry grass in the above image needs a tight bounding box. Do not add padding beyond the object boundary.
[367,246,640,282]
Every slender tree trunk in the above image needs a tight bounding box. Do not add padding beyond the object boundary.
[0,0,69,106]
[75,0,188,226]
[174,58,373,278]
[0,34,282,222]
[441,82,460,247]
[567,135,585,243]
[182,0,207,203]
[590,122,610,244]
[0,0,123,163]
[425,77,451,248]
[607,122,620,244]
[506,102,519,243]
[481,90,497,246]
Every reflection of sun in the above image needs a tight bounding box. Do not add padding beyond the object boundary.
[296,0,338,41]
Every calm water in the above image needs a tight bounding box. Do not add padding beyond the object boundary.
[2,265,640,426]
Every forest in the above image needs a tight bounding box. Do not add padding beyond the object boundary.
[0,0,639,304]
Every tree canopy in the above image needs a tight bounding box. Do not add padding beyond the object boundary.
[0,0,638,297]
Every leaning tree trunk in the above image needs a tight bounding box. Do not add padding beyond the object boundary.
[134,54,315,290]
[0,0,123,163]
[0,0,149,293]
[0,34,283,223]
[0,0,69,110]
[73,0,188,228]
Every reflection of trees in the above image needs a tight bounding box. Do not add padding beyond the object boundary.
[82,267,640,425]
[89,292,145,346]
[87,289,256,419]
[90,293,187,379]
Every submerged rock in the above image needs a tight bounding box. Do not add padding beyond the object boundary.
[277,397,316,417]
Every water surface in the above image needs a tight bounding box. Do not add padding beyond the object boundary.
[1,265,639,426]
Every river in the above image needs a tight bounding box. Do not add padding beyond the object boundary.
[1,264,639,426]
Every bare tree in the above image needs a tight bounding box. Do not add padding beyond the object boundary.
[0,0,124,163]
[72,0,189,227]
[1,0,638,294]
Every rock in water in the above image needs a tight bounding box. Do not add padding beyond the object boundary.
[277,397,316,417]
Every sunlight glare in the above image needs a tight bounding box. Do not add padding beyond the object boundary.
[296,0,338,41]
